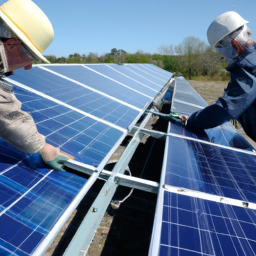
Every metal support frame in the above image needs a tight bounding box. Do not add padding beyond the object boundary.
[130,126,166,140]
[63,111,153,256]
[64,161,159,194]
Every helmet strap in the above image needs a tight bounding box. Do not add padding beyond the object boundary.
[231,39,256,55]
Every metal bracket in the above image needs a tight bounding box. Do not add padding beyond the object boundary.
[129,126,166,141]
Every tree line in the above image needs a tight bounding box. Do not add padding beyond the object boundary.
[42,36,230,80]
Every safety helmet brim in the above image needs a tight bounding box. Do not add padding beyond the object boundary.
[0,8,50,63]
[207,11,249,47]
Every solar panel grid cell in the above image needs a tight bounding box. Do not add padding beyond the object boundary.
[166,136,256,203]
[160,191,256,256]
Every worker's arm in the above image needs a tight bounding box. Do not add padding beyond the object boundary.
[186,104,232,132]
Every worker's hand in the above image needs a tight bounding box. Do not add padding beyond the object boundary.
[45,153,69,172]
[180,115,188,127]
[39,143,70,171]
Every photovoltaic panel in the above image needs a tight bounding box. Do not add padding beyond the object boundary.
[105,64,163,91]
[0,80,129,255]
[150,75,256,256]
[85,64,158,97]
[125,64,168,85]
[136,64,171,80]
[159,190,256,256]
[0,63,171,255]
[9,67,140,129]
[165,135,256,202]
[150,134,256,256]
[9,83,124,167]
[41,65,151,109]
[0,163,87,256]
[147,64,174,77]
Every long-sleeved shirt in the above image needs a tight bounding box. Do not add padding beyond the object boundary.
[186,44,256,141]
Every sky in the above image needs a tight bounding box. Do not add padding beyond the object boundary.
[0,0,255,57]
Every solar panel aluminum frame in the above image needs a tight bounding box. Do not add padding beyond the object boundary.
[148,122,171,256]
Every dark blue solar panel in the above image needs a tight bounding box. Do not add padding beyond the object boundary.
[166,136,256,202]
[159,191,256,256]
[85,64,158,97]
[7,84,124,167]
[10,67,140,129]
[42,65,151,109]
[107,65,163,91]
[126,64,167,87]
[0,165,86,255]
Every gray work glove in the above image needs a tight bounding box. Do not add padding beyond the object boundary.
[39,143,72,171]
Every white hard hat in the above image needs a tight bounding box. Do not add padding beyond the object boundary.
[0,0,54,63]
[207,11,249,47]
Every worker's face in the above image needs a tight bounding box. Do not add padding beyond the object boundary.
[215,25,254,63]
[0,38,35,72]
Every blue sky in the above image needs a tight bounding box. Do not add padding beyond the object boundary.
[1,0,255,57]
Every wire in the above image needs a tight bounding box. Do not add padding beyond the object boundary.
[110,167,134,208]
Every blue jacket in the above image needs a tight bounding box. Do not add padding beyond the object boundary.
[186,44,256,141]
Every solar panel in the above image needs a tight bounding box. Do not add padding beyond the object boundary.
[107,64,163,90]
[84,64,158,97]
[150,76,256,256]
[38,65,152,109]
[166,136,256,202]
[125,64,168,85]
[159,191,256,256]
[0,64,172,255]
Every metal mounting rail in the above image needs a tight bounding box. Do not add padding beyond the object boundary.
[64,161,159,194]
[63,110,154,256]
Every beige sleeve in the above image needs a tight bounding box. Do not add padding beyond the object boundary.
[0,82,45,153]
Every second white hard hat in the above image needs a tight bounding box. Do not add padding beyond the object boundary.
[207,11,249,47]
[0,0,54,63]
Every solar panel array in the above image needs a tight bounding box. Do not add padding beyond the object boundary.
[0,64,172,255]
[150,76,256,256]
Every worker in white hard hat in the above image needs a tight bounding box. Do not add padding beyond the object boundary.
[0,0,70,171]
[182,11,256,143]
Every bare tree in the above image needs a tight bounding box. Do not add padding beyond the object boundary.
[158,44,175,55]
[175,36,207,79]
